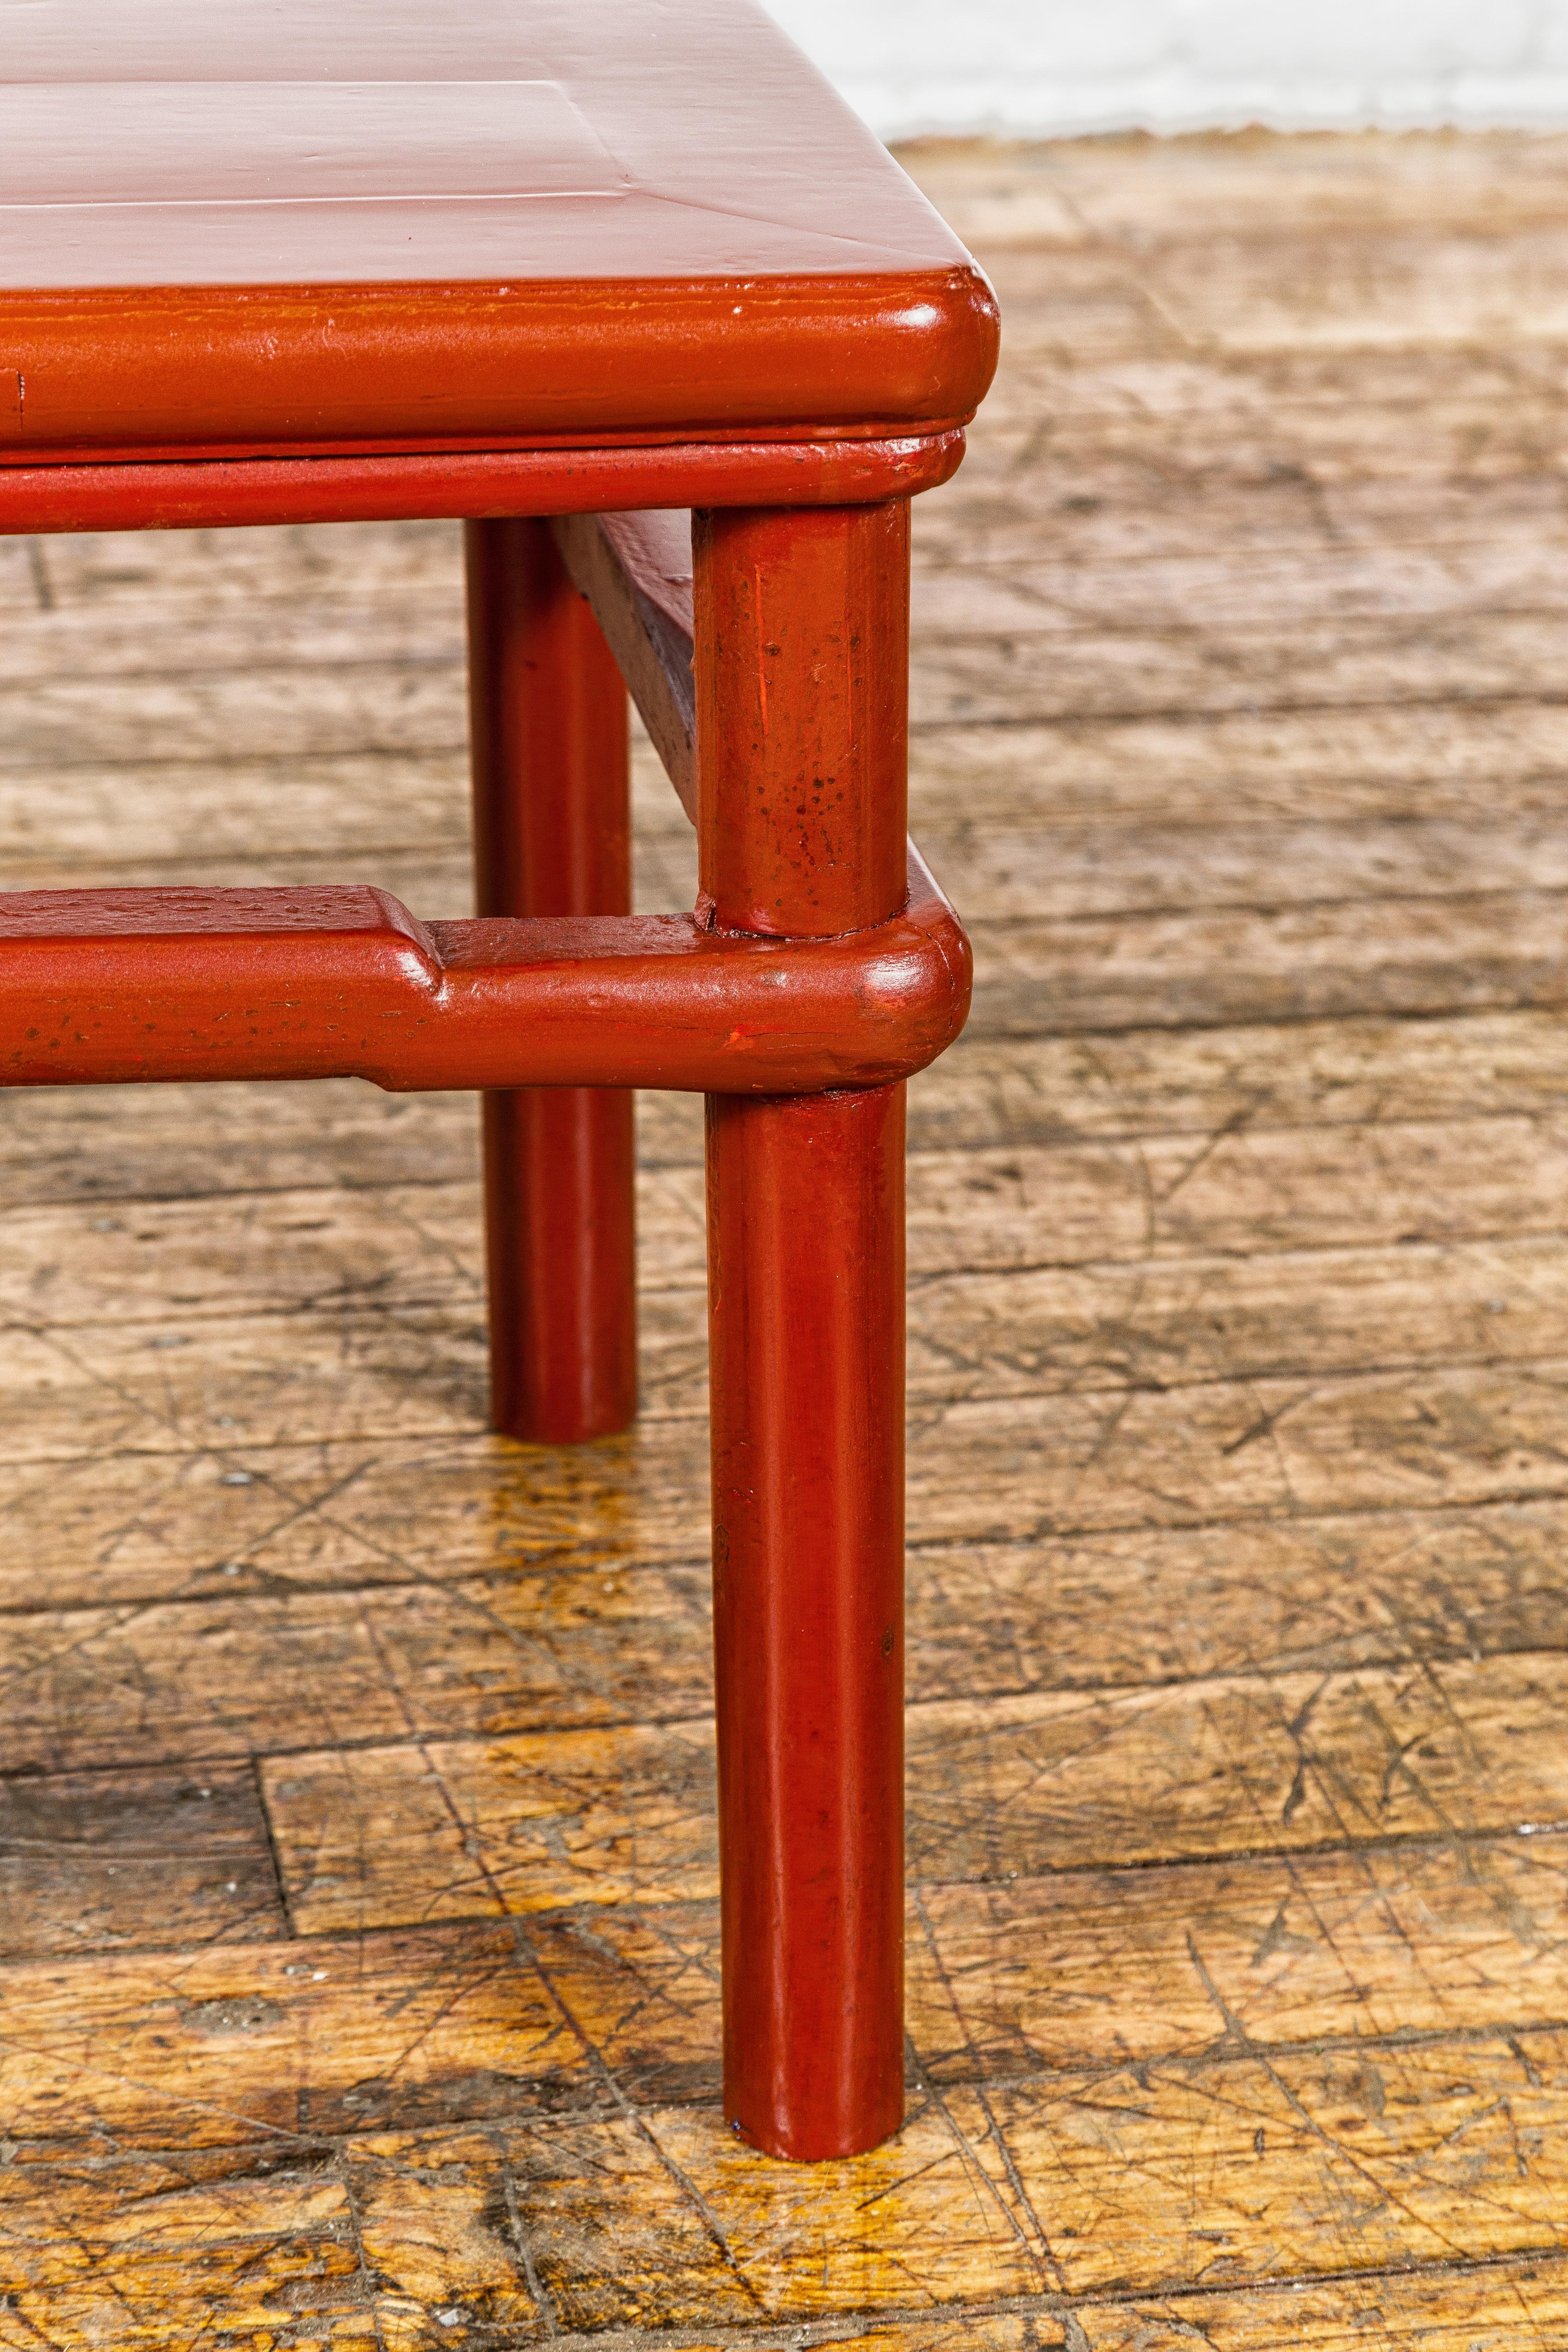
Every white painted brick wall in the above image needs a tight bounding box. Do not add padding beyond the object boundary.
[762,0,1568,137]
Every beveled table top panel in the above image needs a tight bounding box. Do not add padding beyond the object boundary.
[0,0,998,455]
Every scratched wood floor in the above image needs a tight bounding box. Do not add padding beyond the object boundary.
[7,129,1568,2345]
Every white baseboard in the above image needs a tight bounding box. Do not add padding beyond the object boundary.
[760,0,1568,138]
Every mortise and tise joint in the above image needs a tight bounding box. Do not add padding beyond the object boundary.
[0,506,972,1105]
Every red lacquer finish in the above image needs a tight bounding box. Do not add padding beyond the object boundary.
[707,1081,907,2161]
[467,518,637,1444]
[0,3,999,453]
[695,502,910,936]
[0,851,968,1097]
[0,0,995,2168]
[697,502,913,2160]
[0,432,966,538]
[0,276,997,459]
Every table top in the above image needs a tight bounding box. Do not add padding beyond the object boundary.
[0,0,998,460]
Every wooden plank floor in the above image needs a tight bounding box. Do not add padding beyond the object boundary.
[7,127,1568,2343]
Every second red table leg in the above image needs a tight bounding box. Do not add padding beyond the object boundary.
[465,518,638,1443]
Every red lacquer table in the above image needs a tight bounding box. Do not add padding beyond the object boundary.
[0,0,997,2159]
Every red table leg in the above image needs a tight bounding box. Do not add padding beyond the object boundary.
[465,518,638,1442]
[695,500,911,2160]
